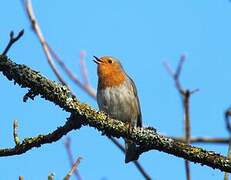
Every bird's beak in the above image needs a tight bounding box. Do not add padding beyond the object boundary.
[93,56,102,64]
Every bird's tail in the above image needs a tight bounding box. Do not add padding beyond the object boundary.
[125,139,139,163]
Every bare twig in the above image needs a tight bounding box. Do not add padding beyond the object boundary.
[47,44,96,99]
[164,54,198,180]
[13,120,20,145]
[64,137,82,180]
[225,108,231,134]
[164,55,185,94]
[175,55,185,87]
[184,90,191,180]
[79,51,89,86]
[23,0,71,91]
[109,137,151,180]
[2,30,24,56]
[172,137,230,144]
[134,161,151,180]
[64,157,82,180]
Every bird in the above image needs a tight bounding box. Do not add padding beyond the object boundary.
[93,56,142,163]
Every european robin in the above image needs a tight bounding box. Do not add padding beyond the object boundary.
[93,56,142,163]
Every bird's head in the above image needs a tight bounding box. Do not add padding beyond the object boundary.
[93,56,126,88]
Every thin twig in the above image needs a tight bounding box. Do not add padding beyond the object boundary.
[64,137,82,180]
[79,51,90,86]
[64,157,82,180]
[164,54,197,180]
[47,44,96,99]
[175,55,185,83]
[2,30,24,56]
[172,137,230,144]
[23,0,71,91]
[13,120,20,145]
[184,90,191,180]
[225,108,231,134]
[109,137,151,180]
[134,161,151,180]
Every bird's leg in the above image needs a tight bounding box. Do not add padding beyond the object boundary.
[125,122,133,135]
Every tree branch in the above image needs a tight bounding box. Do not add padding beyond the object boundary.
[46,44,96,99]
[64,157,82,180]
[64,137,82,180]
[0,55,231,173]
[23,0,71,90]
[172,137,230,144]
[2,30,24,56]
[0,114,80,156]
[164,55,193,180]
[13,120,20,145]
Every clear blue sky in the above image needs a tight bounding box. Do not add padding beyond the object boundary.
[1,1,231,179]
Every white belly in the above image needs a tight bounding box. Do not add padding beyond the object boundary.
[97,82,138,125]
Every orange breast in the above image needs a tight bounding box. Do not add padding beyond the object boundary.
[98,65,126,89]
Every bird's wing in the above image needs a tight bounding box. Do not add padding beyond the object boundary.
[127,75,142,127]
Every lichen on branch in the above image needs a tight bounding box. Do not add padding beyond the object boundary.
[0,55,231,173]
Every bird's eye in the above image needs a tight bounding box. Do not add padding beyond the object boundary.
[108,59,113,64]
